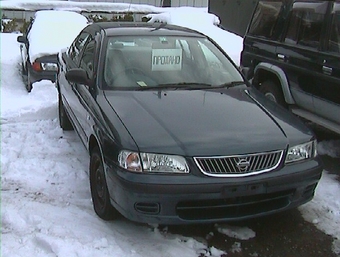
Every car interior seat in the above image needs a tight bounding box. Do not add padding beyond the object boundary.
[105,49,130,87]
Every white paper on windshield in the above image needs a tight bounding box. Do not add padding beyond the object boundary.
[151,49,182,71]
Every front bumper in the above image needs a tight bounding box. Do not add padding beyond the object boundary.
[105,158,323,225]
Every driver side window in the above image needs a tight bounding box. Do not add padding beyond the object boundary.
[79,39,95,80]
[68,32,90,65]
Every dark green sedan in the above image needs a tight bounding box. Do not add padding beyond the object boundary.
[57,22,323,224]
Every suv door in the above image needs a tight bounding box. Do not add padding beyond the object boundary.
[312,2,340,125]
[241,0,285,77]
[277,1,329,114]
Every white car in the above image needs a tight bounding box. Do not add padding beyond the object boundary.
[17,10,88,92]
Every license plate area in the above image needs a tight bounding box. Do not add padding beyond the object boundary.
[222,183,266,197]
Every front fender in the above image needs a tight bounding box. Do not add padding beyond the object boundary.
[254,62,295,105]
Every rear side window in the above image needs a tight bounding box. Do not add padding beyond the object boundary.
[248,1,283,39]
[328,4,340,54]
[284,1,328,49]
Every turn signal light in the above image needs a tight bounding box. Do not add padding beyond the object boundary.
[32,61,42,72]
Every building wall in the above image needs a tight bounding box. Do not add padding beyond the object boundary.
[209,0,258,37]
[171,0,208,7]
[69,0,208,7]
[2,10,36,21]
[1,0,209,32]
[70,0,161,5]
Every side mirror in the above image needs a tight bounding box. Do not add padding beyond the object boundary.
[17,35,28,44]
[65,68,89,85]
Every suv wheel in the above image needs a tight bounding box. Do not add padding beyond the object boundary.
[260,80,287,108]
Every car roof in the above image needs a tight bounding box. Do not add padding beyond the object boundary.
[87,22,206,37]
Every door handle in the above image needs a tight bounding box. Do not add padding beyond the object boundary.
[322,65,332,75]
[277,54,286,61]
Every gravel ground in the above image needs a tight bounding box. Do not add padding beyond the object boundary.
[168,208,337,257]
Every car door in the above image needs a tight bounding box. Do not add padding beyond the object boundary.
[312,2,340,125]
[74,38,98,143]
[276,1,329,113]
[59,31,92,143]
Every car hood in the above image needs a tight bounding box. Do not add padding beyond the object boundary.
[103,87,307,156]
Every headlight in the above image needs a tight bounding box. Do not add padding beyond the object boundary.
[118,150,189,173]
[285,140,317,163]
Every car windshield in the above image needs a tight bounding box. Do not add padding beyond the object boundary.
[103,35,244,90]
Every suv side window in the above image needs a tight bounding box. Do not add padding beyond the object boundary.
[248,1,283,39]
[284,1,328,49]
[328,3,340,54]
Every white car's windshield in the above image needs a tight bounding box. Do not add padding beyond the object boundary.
[103,35,243,90]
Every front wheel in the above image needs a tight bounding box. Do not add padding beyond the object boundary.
[90,146,118,220]
[260,80,287,108]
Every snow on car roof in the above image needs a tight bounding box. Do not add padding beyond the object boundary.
[27,10,88,62]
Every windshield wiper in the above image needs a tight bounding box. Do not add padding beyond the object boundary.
[135,81,246,91]
[214,81,246,89]
[136,82,213,91]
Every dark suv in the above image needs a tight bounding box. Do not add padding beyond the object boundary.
[241,0,340,134]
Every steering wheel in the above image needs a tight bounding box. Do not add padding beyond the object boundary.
[108,67,151,87]
[125,67,147,76]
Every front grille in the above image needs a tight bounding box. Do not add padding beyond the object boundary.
[194,150,284,177]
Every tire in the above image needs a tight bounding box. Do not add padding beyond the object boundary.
[90,146,118,220]
[58,94,73,131]
[260,80,287,108]
[26,68,33,93]
[21,62,28,75]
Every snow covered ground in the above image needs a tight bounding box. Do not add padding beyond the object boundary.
[1,32,226,257]
[1,6,340,257]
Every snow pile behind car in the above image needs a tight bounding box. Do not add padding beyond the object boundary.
[28,10,88,63]
[146,7,243,66]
